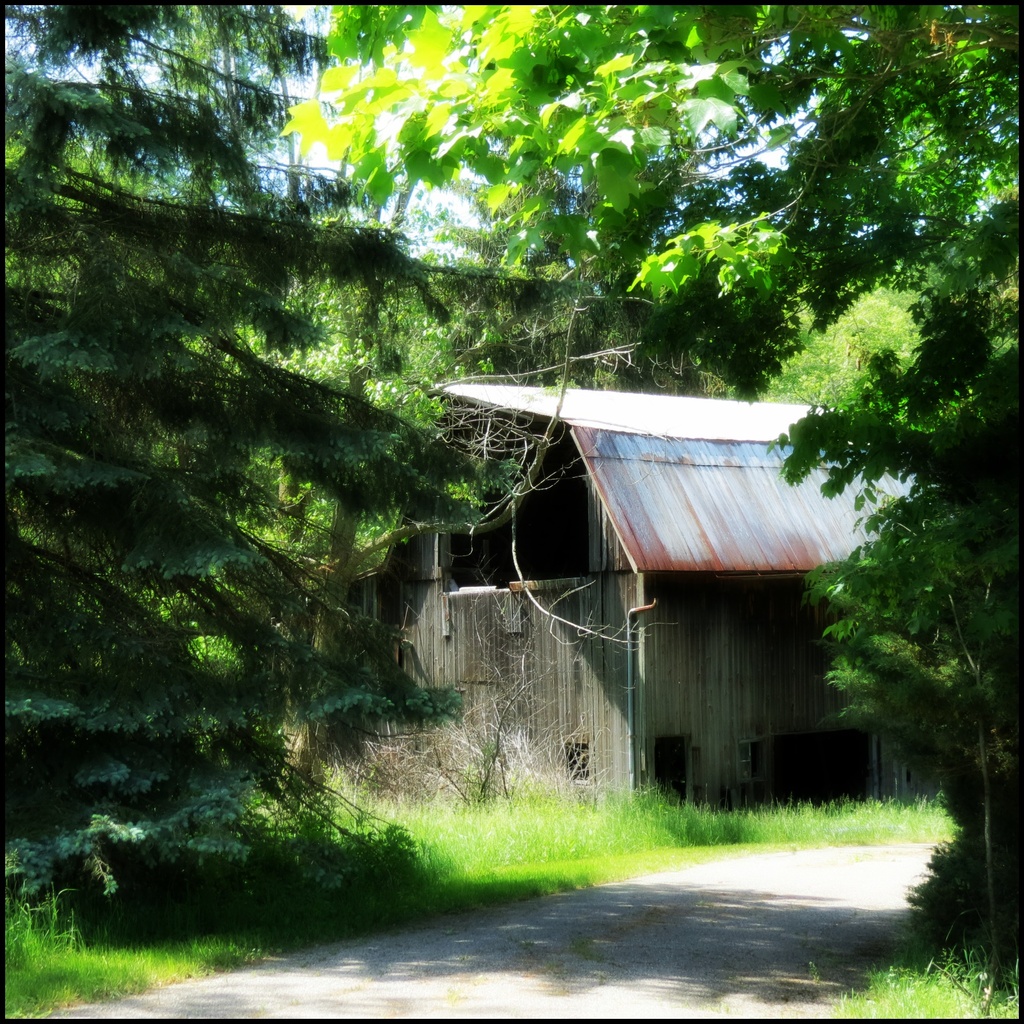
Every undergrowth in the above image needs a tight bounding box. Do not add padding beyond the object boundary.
[382,791,949,877]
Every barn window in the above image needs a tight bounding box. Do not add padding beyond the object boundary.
[739,739,764,781]
[564,740,590,783]
[654,736,687,801]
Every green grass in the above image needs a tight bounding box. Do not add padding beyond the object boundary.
[5,888,258,1018]
[5,795,952,1018]
[388,791,949,876]
[835,936,1019,1019]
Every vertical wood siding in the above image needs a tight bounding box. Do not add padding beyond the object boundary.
[372,532,923,801]
[392,570,637,789]
[638,575,844,803]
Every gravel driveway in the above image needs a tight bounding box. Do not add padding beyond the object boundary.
[53,844,932,1019]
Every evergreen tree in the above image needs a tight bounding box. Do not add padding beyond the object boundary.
[5,5,474,893]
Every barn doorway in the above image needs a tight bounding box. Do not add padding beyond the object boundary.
[654,736,687,801]
[773,729,869,803]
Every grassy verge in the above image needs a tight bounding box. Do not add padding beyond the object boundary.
[6,795,950,1018]
[834,935,1019,1019]
[388,791,949,875]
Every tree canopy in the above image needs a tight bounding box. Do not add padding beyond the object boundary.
[290,6,1017,294]
[284,5,1019,398]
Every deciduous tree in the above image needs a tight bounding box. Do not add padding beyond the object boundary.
[295,4,1019,959]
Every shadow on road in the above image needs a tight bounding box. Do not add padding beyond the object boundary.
[54,845,932,1019]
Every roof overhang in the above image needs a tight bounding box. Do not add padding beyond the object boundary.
[444,384,908,573]
[444,383,810,441]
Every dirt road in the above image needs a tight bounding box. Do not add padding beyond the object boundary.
[53,844,932,1019]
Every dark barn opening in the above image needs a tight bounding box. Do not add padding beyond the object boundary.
[448,428,588,587]
[564,740,590,783]
[654,736,687,801]
[773,729,870,803]
[512,432,589,581]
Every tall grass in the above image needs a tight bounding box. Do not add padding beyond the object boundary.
[835,939,1019,1019]
[390,792,950,878]
[4,886,252,1018]
[6,795,951,1018]
[6,888,80,973]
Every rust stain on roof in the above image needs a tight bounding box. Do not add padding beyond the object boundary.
[444,385,907,575]
[574,426,903,573]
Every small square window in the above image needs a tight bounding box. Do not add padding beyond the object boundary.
[564,740,590,783]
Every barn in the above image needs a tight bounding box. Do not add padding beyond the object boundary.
[370,384,922,804]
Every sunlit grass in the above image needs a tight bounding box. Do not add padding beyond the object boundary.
[834,940,1019,1019]
[6,795,952,1018]
[4,888,252,1018]
[390,791,950,878]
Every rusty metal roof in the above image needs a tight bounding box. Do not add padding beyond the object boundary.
[444,385,904,573]
[575,427,899,573]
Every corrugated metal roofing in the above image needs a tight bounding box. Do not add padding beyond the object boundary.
[444,384,905,573]
[573,427,897,572]
[444,383,809,441]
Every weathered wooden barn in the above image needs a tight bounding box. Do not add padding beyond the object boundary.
[371,385,922,803]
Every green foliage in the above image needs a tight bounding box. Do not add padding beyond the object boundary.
[835,939,1019,1019]
[5,5,486,896]
[4,807,423,1017]
[783,281,1018,956]
[284,6,1018,402]
[911,835,1019,955]
[296,6,1017,300]
[290,6,801,289]
[764,289,920,406]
